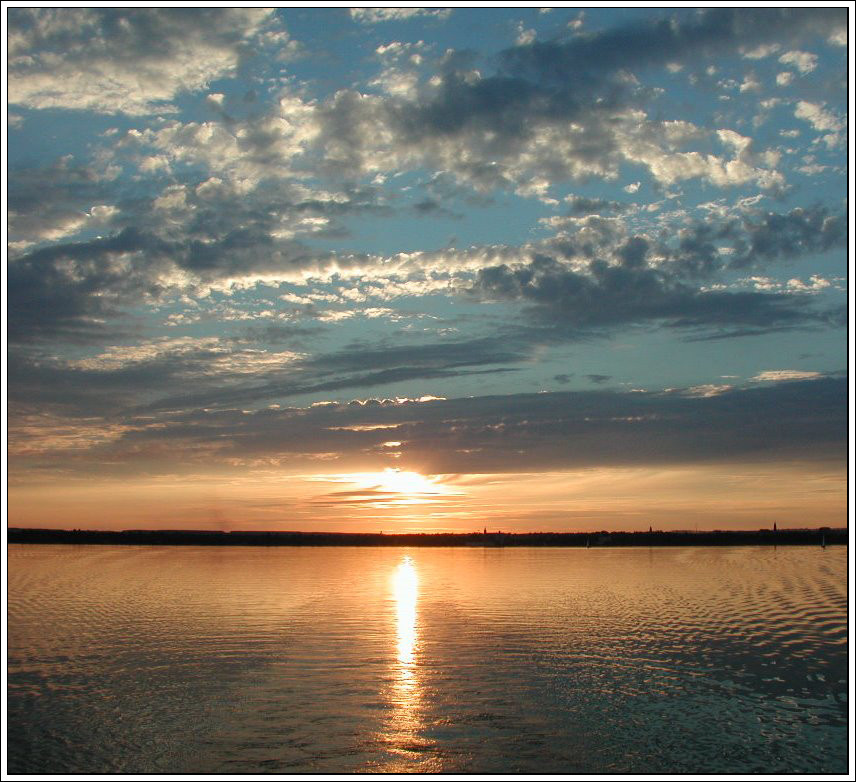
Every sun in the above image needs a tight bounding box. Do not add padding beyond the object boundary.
[370,468,442,496]
[311,469,459,508]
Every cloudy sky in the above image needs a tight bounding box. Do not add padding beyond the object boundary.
[6,5,849,532]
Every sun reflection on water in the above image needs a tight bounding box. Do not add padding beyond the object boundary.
[394,556,418,668]
[377,555,436,769]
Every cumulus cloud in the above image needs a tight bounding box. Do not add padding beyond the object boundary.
[827,28,847,46]
[369,40,429,98]
[9,159,843,348]
[122,92,321,183]
[315,84,782,195]
[8,156,123,249]
[7,228,175,344]
[726,204,845,267]
[7,12,846,376]
[469,253,823,340]
[563,195,629,216]
[455,200,844,340]
[498,8,841,84]
[794,101,845,133]
[778,50,818,73]
[20,7,832,230]
[8,8,280,114]
[741,43,780,59]
[546,201,843,280]
[617,117,783,190]
[305,8,847,196]
[738,74,761,93]
[6,227,329,344]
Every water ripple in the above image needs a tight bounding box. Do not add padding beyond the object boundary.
[7,544,848,774]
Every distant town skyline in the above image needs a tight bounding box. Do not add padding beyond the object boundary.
[7,6,848,531]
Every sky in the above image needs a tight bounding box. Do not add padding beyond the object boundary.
[5,5,850,533]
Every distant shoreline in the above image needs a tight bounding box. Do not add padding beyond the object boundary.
[7,527,847,547]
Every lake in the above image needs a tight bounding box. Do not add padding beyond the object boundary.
[7,544,848,774]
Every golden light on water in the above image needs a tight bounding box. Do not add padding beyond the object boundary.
[393,556,419,667]
[380,554,434,767]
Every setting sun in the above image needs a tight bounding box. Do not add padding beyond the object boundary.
[303,468,461,511]
[367,469,445,496]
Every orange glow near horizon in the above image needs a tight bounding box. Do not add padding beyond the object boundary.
[6,461,847,534]
[308,468,462,508]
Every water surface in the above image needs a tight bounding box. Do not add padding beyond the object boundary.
[7,545,848,773]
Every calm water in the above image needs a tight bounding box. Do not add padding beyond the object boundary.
[7,544,848,774]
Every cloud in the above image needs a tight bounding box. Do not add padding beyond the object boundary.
[827,28,847,46]
[10,6,846,211]
[726,204,845,268]
[375,38,431,88]
[7,337,301,419]
[6,155,409,343]
[564,196,629,216]
[794,101,845,133]
[8,8,280,114]
[778,50,818,73]
[738,74,761,93]
[135,336,526,414]
[664,203,844,275]
[469,253,824,339]
[9,174,843,348]
[616,117,783,190]
[350,8,452,24]
[751,369,822,383]
[499,8,837,82]
[8,157,121,249]
[7,228,171,344]
[316,80,785,196]
[12,375,845,478]
[19,5,831,248]
[742,43,780,59]
[458,200,844,339]
[7,329,531,422]
[11,194,842,420]
[6,8,846,395]
[785,276,833,292]
[309,9,850,196]
[124,92,321,182]
[683,384,734,398]
[740,275,835,295]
